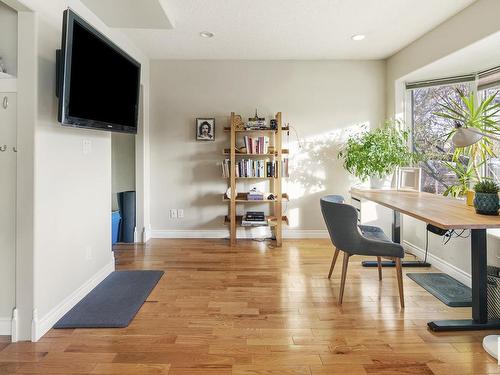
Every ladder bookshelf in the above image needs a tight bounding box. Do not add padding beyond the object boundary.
[223,112,288,246]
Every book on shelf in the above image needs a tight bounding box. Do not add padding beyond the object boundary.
[245,211,265,220]
[243,136,270,154]
[242,211,267,226]
[245,120,268,130]
[221,158,290,178]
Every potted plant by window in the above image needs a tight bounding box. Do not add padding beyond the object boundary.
[435,89,500,201]
[338,120,418,188]
[473,180,499,215]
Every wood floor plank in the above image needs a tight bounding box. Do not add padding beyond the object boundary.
[0,239,497,374]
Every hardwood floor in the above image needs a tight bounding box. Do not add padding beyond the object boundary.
[1,239,498,374]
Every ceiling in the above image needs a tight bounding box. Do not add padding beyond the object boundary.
[81,0,173,29]
[404,30,500,83]
[88,0,476,60]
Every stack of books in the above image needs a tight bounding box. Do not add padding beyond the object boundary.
[221,158,290,178]
[247,190,264,201]
[243,136,270,154]
[246,120,268,130]
[242,211,268,227]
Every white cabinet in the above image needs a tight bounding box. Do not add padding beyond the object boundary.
[351,195,394,239]
[0,92,16,325]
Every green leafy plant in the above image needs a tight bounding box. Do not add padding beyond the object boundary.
[442,160,481,198]
[338,120,418,181]
[435,89,500,183]
[474,180,499,194]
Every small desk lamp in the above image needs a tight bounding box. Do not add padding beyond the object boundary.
[452,124,500,147]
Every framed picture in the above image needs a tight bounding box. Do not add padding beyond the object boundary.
[196,118,215,141]
[397,167,422,191]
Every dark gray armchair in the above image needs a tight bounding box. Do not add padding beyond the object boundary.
[320,195,405,308]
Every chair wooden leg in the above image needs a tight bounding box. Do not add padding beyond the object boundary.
[376,257,382,281]
[395,257,405,308]
[328,247,340,279]
[338,252,350,305]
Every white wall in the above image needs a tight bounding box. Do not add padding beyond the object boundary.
[111,133,135,211]
[386,0,500,284]
[0,1,17,76]
[12,0,150,341]
[149,60,385,237]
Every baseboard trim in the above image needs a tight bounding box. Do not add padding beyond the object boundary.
[31,259,115,342]
[150,229,329,239]
[0,317,11,335]
[403,240,471,287]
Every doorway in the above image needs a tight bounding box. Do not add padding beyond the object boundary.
[111,133,136,245]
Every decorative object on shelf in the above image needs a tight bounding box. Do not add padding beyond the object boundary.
[270,119,277,130]
[225,187,233,199]
[234,114,245,130]
[435,89,500,198]
[0,57,6,73]
[196,118,215,141]
[397,167,422,192]
[338,119,419,189]
[473,180,499,215]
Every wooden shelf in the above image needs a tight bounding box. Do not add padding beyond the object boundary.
[223,193,289,202]
[225,112,286,247]
[224,215,289,227]
[224,127,289,133]
[222,148,289,156]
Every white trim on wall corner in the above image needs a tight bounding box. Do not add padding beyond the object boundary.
[0,317,12,336]
[31,260,115,342]
[143,227,152,243]
[403,240,471,287]
[150,229,329,239]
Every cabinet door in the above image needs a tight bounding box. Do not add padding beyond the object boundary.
[0,92,17,321]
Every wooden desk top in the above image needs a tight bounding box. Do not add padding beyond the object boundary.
[350,187,500,230]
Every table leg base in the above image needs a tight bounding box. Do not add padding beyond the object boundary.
[428,319,500,332]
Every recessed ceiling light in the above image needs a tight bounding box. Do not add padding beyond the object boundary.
[200,31,214,38]
[351,34,366,41]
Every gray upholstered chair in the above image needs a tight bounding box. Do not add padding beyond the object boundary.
[320,195,405,308]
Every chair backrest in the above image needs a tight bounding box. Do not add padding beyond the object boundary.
[321,195,345,204]
[320,196,362,252]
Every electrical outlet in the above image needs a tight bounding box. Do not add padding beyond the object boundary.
[170,209,177,219]
[178,209,184,218]
[82,140,92,155]
[85,246,92,260]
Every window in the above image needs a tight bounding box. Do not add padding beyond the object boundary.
[481,87,500,182]
[409,82,474,194]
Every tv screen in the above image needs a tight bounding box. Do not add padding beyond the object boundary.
[57,9,141,134]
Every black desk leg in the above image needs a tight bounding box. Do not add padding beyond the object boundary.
[428,228,500,331]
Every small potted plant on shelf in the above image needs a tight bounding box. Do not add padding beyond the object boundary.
[473,180,499,215]
[338,120,418,188]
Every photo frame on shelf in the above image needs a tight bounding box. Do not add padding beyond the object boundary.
[397,167,421,191]
[196,118,215,141]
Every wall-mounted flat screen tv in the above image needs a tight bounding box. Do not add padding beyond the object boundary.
[57,9,141,134]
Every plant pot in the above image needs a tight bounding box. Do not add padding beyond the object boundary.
[370,175,393,189]
[473,192,499,215]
